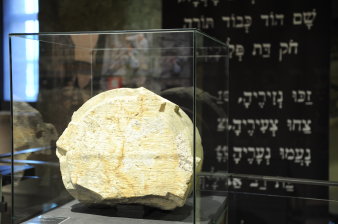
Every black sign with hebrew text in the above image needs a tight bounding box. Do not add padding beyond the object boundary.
[163,0,330,223]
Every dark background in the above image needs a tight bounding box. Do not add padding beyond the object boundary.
[162,0,331,223]
[163,0,330,182]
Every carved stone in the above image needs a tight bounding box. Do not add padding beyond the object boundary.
[56,87,203,210]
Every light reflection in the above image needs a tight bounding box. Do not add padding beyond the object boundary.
[24,0,39,14]
[3,0,40,102]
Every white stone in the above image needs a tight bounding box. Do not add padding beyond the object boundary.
[56,87,203,210]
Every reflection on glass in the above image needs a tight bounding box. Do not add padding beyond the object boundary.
[9,30,229,223]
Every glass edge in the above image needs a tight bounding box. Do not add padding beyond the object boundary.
[198,171,338,188]
[194,30,227,47]
[8,28,200,37]
[192,30,197,224]
[9,35,14,224]
[227,190,338,203]
[226,172,338,187]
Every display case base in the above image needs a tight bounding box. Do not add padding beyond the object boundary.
[23,195,227,224]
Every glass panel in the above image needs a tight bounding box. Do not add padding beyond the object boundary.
[194,31,229,223]
[9,29,337,224]
[227,188,338,224]
[10,34,87,223]
[10,30,205,223]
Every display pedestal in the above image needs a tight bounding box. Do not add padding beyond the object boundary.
[24,195,227,224]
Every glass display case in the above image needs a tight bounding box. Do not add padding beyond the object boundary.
[8,29,229,224]
[7,29,338,224]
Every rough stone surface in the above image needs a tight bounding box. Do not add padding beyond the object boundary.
[56,87,203,210]
[12,102,59,185]
[13,102,58,158]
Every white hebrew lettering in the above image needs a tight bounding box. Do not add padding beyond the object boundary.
[264,147,271,165]
[258,91,266,108]
[247,147,256,164]
[222,16,230,27]
[237,91,252,108]
[279,40,299,61]
[260,14,269,26]
[280,147,311,167]
[287,119,312,134]
[286,148,295,160]
[183,16,214,29]
[179,0,220,7]
[244,16,252,33]
[233,147,242,164]
[215,145,228,163]
[212,0,219,6]
[293,9,317,30]
[217,90,228,104]
[305,148,311,166]
[232,119,242,136]
[229,178,242,189]
[303,9,317,29]
[252,43,262,56]
[193,18,201,28]
[212,180,219,190]
[199,15,215,29]
[276,91,283,108]
[183,18,193,28]
[274,181,295,192]
[227,38,245,61]
[275,181,280,188]
[293,13,302,25]
[287,119,293,131]
[292,90,313,105]
[236,16,244,28]
[255,147,265,165]
[302,120,312,134]
[289,40,298,53]
[228,43,235,59]
[247,119,255,136]
[280,147,285,159]
[232,147,271,166]
[217,117,227,132]
[259,119,269,134]
[231,119,279,137]
[262,43,271,58]
[261,12,285,27]
[295,148,305,166]
[276,14,284,26]
[249,180,259,188]
[284,182,295,192]
[269,119,278,137]
[259,181,267,191]
[269,12,276,26]
[236,44,244,61]
[192,0,200,7]
[249,180,267,191]
[222,14,252,33]
[238,90,283,108]
[206,17,214,29]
